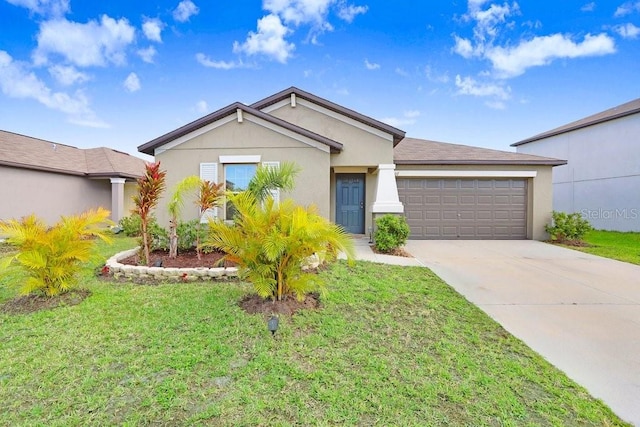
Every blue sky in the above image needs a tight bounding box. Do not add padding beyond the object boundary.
[1,0,639,159]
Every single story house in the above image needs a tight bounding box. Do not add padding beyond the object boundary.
[0,130,146,224]
[139,87,565,240]
[512,98,640,232]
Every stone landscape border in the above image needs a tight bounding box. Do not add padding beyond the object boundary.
[105,247,239,282]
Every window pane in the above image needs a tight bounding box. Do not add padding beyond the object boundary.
[225,164,256,192]
[225,164,256,219]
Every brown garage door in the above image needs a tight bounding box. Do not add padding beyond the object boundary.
[397,178,527,239]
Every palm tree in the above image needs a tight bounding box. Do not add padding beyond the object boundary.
[247,161,300,202]
[167,176,201,258]
[204,189,355,302]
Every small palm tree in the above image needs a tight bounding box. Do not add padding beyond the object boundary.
[0,208,113,296]
[167,176,201,258]
[204,192,355,301]
[247,161,300,203]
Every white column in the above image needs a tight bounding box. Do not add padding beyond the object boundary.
[372,164,404,213]
[110,178,127,222]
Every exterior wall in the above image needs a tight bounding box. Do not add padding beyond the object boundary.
[516,114,640,231]
[394,164,555,240]
[123,182,138,217]
[0,166,111,224]
[154,118,331,227]
[266,100,394,167]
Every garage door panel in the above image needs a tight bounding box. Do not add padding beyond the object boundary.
[397,178,527,240]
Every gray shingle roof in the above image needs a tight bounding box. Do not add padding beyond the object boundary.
[0,130,146,178]
[395,137,566,166]
[512,97,640,146]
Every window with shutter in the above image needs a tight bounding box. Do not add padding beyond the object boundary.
[199,163,218,223]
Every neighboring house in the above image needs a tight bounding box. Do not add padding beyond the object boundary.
[512,98,640,232]
[0,130,146,224]
[139,87,565,240]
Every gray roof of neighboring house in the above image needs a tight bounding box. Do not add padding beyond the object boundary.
[395,137,567,166]
[138,101,344,156]
[512,97,640,146]
[250,86,406,145]
[0,130,146,179]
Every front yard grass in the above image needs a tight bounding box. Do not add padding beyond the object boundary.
[567,230,640,265]
[0,236,628,426]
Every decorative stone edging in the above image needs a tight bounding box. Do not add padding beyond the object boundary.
[105,247,239,282]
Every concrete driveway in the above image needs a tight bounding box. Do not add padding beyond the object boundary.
[405,240,640,426]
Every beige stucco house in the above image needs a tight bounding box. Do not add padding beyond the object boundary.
[0,130,145,224]
[139,87,565,240]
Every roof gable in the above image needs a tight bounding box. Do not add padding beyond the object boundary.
[513,97,640,146]
[0,130,145,178]
[395,137,566,166]
[137,101,343,156]
[251,86,406,145]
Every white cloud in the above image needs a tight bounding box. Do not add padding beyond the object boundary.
[5,0,69,17]
[33,15,136,67]
[381,110,421,127]
[614,22,640,38]
[233,14,294,63]
[614,1,640,17]
[364,59,379,70]
[137,46,157,63]
[142,18,164,43]
[581,2,596,12]
[486,33,616,78]
[453,35,475,58]
[48,64,90,85]
[0,50,107,127]
[173,0,199,22]
[425,65,450,83]
[123,72,140,92]
[455,74,511,100]
[195,100,209,114]
[195,53,247,69]
[337,3,368,22]
[395,67,408,76]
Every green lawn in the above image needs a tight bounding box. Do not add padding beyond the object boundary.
[567,230,640,265]
[0,236,628,426]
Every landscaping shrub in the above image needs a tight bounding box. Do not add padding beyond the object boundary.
[374,214,410,253]
[132,162,166,265]
[545,211,593,242]
[119,214,142,236]
[0,208,113,296]
[176,219,206,251]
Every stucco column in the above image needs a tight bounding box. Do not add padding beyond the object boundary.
[110,178,126,222]
[372,164,404,214]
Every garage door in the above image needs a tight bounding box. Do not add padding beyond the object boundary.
[397,178,527,239]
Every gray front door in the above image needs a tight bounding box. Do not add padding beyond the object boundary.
[336,174,365,234]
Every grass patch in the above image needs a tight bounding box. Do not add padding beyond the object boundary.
[0,236,628,426]
[564,230,640,265]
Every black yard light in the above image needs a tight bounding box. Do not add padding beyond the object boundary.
[267,315,279,336]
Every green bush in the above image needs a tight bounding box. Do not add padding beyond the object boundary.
[176,219,206,251]
[545,211,593,242]
[374,214,410,253]
[119,214,142,236]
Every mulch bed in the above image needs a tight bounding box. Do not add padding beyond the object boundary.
[549,239,591,247]
[371,246,413,257]
[118,249,235,268]
[0,289,91,315]
[239,292,321,316]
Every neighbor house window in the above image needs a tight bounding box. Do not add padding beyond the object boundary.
[225,163,256,219]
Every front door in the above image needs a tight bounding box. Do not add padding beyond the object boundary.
[336,174,365,234]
